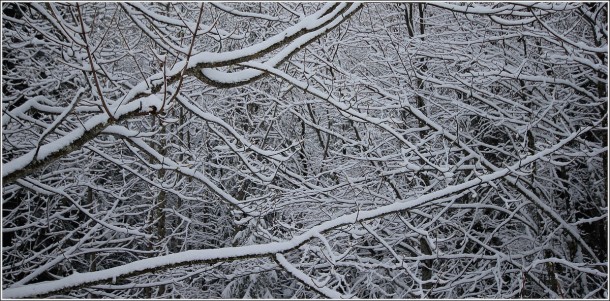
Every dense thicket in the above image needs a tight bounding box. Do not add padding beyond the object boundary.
[2,2,607,298]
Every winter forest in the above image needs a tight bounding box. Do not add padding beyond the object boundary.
[1,1,608,299]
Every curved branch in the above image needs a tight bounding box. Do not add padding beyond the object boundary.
[2,3,361,185]
[3,131,584,298]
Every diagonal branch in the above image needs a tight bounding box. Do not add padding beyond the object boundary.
[3,131,586,298]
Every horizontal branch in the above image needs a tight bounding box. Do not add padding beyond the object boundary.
[3,131,583,298]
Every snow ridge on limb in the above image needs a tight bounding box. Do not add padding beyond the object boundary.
[2,95,162,184]
[1,3,361,185]
[193,3,363,88]
[427,2,580,16]
[2,131,587,299]
[142,2,361,91]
